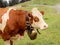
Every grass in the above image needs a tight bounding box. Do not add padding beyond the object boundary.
[13,0,60,8]
[0,0,60,45]
[32,0,60,5]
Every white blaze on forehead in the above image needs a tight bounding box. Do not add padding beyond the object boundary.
[32,8,43,17]
[31,8,48,29]
[0,8,13,32]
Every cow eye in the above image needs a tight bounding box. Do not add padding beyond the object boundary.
[33,16,39,22]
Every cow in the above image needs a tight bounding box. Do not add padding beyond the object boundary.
[0,7,48,45]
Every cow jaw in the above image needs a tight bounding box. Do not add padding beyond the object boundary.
[31,8,48,30]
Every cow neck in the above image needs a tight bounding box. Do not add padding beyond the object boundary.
[26,14,34,35]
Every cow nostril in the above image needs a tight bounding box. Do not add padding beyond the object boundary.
[43,25,48,29]
[44,25,46,28]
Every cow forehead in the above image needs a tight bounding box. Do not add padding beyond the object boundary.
[31,8,43,17]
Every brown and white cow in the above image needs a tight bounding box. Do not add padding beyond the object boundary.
[0,7,48,45]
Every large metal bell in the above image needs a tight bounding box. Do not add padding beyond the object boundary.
[28,30,37,40]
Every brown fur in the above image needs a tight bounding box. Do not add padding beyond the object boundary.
[33,16,39,22]
[1,9,28,41]
[40,10,44,15]
[0,8,35,41]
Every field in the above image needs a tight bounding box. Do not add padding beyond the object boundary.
[0,0,60,45]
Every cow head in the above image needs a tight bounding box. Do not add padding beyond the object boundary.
[27,8,48,40]
[31,8,48,30]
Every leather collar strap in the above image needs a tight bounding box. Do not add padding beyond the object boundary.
[26,14,34,35]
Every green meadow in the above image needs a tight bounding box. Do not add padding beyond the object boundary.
[0,0,60,45]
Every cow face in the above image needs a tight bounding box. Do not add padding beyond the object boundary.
[31,8,48,30]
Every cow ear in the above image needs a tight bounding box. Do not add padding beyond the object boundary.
[40,10,44,15]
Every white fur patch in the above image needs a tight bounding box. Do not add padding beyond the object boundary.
[0,8,13,32]
[4,40,10,45]
[10,34,20,41]
[31,8,48,29]
[4,34,23,45]
[32,8,43,17]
